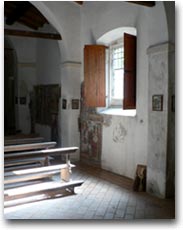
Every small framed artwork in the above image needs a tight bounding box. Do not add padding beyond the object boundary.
[62,99,67,109]
[152,95,163,111]
[72,99,80,109]
[20,97,26,105]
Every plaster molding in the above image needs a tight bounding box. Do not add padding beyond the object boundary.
[147,42,175,55]
[61,61,81,68]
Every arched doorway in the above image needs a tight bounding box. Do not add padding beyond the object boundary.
[4,38,17,135]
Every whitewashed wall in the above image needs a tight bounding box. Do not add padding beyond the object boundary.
[80,1,168,179]
[5,21,61,139]
[32,1,82,159]
[61,62,81,160]
[5,1,174,197]
[147,43,174,198]
[35,1,171,182]
[35,38,61,142]
[5,25,37,134]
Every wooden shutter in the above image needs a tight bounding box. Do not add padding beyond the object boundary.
[84,45,106,107]
[123,33,136,109]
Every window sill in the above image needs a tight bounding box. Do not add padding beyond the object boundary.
[98,108,136,117]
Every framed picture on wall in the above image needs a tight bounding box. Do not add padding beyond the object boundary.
[62,99,67,109]
[20,97,26,105]
[72,99,79,109]
[152,95,163,111]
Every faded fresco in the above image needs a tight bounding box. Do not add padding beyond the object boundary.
[80,82,103,164]
[34,84,60,125]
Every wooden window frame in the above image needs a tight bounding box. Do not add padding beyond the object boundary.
[108,40,124,108]
[84,45,106,107]
[84,33,136,110]
[123,33,137,110]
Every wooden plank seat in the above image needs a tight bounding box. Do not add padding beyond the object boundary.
[4,163,42,172]
[4,156,54,169]
[4,137,44,146]
[4,147,79,161]
[4,180,84,208]
[4,146,83,207]
[4,141,57,153]
[5,180,83,197]
[4,163,75,185]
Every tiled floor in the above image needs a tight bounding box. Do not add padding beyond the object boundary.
[4,162,175,220]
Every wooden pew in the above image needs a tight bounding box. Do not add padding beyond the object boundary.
[4,156,54,171]
[4,180,84,208]
[4,146,83,207]
[4,163,76,185]
[4,147,79,160]
[4,137,44,146]
[4,141,57,153]
[4,147,78,176]
[4,141,57,170]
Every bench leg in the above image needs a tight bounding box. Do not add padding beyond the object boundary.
[66,186,75,193]
[43,156,50,166]
[60,154,72,182]
[60,168,70,182]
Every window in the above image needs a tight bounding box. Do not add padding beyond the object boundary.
[84,31,136,113]
[108,39,124,107]
[84,45,106,107]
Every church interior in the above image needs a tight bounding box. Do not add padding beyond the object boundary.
[3,1,175,220]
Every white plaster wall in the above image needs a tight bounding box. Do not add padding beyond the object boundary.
[36,39,61,85]
[61,62,81,160]
[5,20,62,138]
[32,2,81,155]
[35,38,61,142]
[81,1,168,178]
[7,35,37,134]
[147,43,171,198]
[18,65,36,134]
[32,1,81,63]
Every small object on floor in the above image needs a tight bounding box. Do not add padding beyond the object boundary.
[133,164,146,192]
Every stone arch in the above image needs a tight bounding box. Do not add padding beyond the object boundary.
[97,27,137,45]
[30,1,67,61]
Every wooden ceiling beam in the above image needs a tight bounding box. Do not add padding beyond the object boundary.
[75,1,83,5]
[4,29,62,40]
[6,2,32,25]
[126,1,155,7]
[25,9,48,24]
[74,1,155,7]
[18,18,41,30]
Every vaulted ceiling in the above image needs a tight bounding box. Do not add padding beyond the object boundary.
[4,1,62,40]
[4,1,155,30]
[4,1,48,30]
[75,1,156,7]
[4,1,155,40]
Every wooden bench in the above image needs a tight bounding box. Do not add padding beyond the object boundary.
[4,142,57,170]
[4,163,76,185]
[4,137,44,146]
[4,141,57,153]
[4,146,83,207]
[4,147,78,162]
[4,147,79,182]
[4,156,54,171]
[4,180,84,208]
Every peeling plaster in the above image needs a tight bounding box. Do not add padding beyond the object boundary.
[113,122,127,143]
[102,114,112,127]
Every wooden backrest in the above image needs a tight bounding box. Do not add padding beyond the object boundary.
[4,141,57,153]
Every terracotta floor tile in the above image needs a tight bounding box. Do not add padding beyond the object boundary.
[4,161,175,220]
